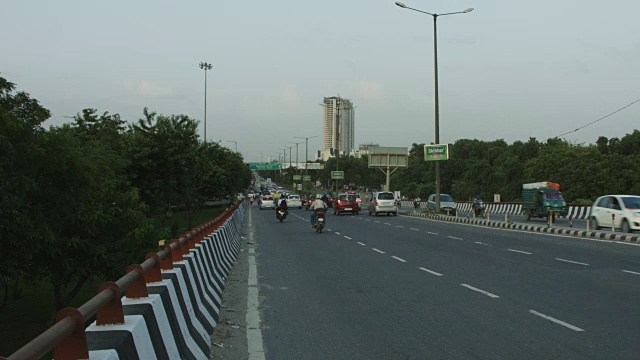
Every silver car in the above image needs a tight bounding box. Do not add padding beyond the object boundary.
[287,194,303,209]
[368,192,398,216]
[427,194,457,215]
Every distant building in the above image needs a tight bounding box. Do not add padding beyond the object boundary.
[320,96,355,161]
[350,143,380,158]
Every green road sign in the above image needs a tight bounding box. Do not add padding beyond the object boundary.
[331,171,344,180]
[293,175,302,181]
[424,144,450,161]
[303,175,311,181]
[248,162,281,170]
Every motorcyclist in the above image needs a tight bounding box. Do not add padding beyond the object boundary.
[276,196,288,219]
[310,194,328,226]
[472,194,483,215]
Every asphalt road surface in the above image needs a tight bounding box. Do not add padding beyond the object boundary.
[246,204,640,359]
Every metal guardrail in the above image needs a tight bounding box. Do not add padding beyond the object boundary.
[5,201,243,360]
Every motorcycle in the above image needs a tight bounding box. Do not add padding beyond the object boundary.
[313,209,326,233]
[473,200,485,218]
[276,208,288,222]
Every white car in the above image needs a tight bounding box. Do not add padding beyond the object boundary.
[286,194,303,209]
[590,195,640,233]
[259,196,275,210]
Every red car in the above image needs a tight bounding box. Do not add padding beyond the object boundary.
[333,193,359,215]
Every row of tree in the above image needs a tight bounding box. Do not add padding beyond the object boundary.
[273,132,640,204]
[0,76,251,311]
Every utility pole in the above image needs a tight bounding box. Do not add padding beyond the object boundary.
[295,135,319,177]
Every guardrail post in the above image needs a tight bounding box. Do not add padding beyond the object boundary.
[96,282,124,325]
[54,308,88,360]
[125,264,148,298]
[569,215,573,227]
[144,253,163,282]
[586,219,591,231]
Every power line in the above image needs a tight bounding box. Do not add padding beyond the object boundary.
[556,96,640,138]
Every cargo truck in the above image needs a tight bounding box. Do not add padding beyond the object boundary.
[522,182,568,221]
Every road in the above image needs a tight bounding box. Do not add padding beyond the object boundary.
[237,204,640,359]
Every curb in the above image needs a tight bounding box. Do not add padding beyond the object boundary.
[399,212,640,243]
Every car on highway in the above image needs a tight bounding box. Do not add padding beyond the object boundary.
[334,193,359,215]
[368,191,398,216]
[427,193,457,215]
[259,194,275,210]
[286,194,303,209]
[590,195,640,233]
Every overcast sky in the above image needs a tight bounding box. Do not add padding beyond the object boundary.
[2,0,639,162]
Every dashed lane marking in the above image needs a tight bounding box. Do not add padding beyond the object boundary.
[622,270,640,276]
[410,228,420,231]
[448,236,463,240]
[474,241,490,246]
[460,284,500,298]
[419,267,443,276]
[508,249,533,255]
[372,248,386,254]
[555,258,589,266]
[391,256,407,263]
[357,242,366,246]
[344,236,352,240]
[427,232,439,235]
[529,310,585,332]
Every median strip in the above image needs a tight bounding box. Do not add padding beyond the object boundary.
[391,256,407,263]
[529,310,585,332]
[507,249,533,255]
[460,284,500,298]
[419,267,443,276]
[555,258,589,266]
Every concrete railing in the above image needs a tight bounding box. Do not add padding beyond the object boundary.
[5,200,247,360]
[399,201,592,219]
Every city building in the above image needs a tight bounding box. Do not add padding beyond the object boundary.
[319,96,355,161]
[350,143,380,158]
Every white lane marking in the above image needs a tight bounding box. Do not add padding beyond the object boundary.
[529,310,585,332]
[344,236,352,240]
[357,242,366,246]
[246,207,266,359]
[384,223,392,225]
[410,228,420,231]
[448,236,463,240]
[427,231,439,235]
[555,258,589,266]
[365,219,371,221]
[391,256,407,263]
[326,229,332,232]
[474,241,490,246]
[374,221,381,223]
[335,232,341,235]
[249,248,255,254]
[395,225,404,228]
[419,267,443,276]
[508,249,533,255]
[372,248,386,254]
[460,284,500,298]
[622,270,640,275]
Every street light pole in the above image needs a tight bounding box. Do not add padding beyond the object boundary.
[199,62,213,142]
[394,2,473,212]
[295,135,319,176]
[289,141,303,174]
[226,140,238,152]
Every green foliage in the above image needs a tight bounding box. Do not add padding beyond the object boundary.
[0,76,251,314]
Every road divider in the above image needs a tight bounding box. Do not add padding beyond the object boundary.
[401,212,639,243]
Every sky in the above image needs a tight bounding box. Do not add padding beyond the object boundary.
[2,0,639,162]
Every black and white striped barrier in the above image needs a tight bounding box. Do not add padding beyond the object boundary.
[401,212,639,243]
[401,201,592,219]
[85,203,247,359]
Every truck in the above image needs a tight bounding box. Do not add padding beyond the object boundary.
[522,182,568,221]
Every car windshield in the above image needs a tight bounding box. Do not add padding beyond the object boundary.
[544,192,563,200]
[440,194,454,202]
[378,193,394,200]
[340,195,356,201]
[289,196,299,200]
[621,196,640,209]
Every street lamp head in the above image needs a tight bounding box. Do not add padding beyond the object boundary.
[395,2,407,8]
[199,62,213,70]
[463,8,474,13]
